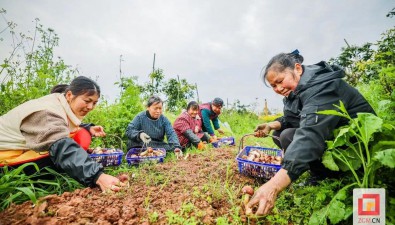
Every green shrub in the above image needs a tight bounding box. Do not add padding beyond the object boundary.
[85,77,144,150]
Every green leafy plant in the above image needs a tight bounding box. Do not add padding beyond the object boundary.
[265,177,351,225]
[165,209,199,225]
[162,76,196,112]
[319,101,395,188]
[0,163,82,210]
[329,26,395,124]
[308,183,354,225]
[148,211,159,223]
[86,77,144,149]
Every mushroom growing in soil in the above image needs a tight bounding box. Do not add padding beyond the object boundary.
[242,185,254,215]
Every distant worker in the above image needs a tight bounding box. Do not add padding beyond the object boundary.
[198,97,225,141]
[173,101,211,150]
[125,96,182,152]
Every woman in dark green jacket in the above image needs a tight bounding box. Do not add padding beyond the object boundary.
[248,50,375,216]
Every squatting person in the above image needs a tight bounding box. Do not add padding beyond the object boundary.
[0,76,126,191]
[249,50,375,215]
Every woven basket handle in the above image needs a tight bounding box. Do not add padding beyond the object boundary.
[239,133,255,152]
[239,133,281,152]
[100,134,124,152]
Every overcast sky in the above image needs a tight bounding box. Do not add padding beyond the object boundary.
[1,1,394,112]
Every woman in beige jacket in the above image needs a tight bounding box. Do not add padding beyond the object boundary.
[0,76,126,191]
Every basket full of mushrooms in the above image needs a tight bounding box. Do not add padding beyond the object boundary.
[88,147,124,167]
[126,147,166,165]
[236,146,283,180]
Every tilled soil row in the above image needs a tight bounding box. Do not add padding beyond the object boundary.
[0,147,255,225]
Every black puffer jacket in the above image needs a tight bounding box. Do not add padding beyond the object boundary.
[276,61,375,181]
[49,138,103,187]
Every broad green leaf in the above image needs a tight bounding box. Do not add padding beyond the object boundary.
[334,186,347,201]
[309,207,328,225]
[326,140,334,150]
[344,205,353,220]
[382,123,395,131]
[357,113,383,142]
[316,192,327,203]
[372,141,395,154]
[322,151,339,171]
[328,200,345,224]
[332,127,351,147]
[373,149,395,168]
[378,100,391,110]
[323,149,359,172]
[337,149,363,171]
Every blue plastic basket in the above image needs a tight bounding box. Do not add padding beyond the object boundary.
[236,146,282,179]
[89,149,123,167]
[126,148,166,165]
[212,136,235,148]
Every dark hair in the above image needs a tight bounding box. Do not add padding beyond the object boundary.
[50,84,69,94]
[51,76,101,97]
[186,101,199,110]
[212,97,224,107]
[147,96,163,107]
[261,50,304,86]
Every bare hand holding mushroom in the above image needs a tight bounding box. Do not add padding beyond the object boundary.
[96,173,128,192]
[90,126,106,137]
[242,185,254,215]
[246,169,291,215]
[217,128,225,135]
[254,121,281,138]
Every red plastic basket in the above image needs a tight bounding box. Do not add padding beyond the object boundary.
[235,134,283,179]
[212,136,235,148]
[126,148,166,165]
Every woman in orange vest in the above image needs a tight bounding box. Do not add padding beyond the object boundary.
[0,76,126,191]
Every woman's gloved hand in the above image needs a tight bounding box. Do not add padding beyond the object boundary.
[197,142,206,150]
[210,135,218,143]
[139,132,151,144]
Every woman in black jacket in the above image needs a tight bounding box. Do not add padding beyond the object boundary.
[248,50,375,215]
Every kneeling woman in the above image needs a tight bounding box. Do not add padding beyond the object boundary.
[173,101,211,150]
[0,76,125,191]
[125,96,181,152]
